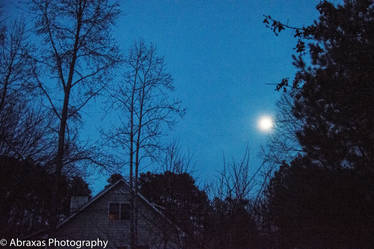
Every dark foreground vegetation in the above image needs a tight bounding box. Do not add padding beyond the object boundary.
[0,0,373,248]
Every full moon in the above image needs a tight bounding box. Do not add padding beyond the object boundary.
[258,116,274,132]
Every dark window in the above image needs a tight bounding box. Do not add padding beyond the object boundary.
[109,203,120,220]
[121,203,131,220]
[109,203,131,221]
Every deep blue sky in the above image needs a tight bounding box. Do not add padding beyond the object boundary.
[6,0,323,194]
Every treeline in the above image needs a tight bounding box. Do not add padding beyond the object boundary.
[0,156,91,239]
[259,0,374,248]
[105,162,261,249]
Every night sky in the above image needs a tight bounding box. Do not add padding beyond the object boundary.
[6,0,323,194]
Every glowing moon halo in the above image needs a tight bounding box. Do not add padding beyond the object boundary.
[258,116,274,132]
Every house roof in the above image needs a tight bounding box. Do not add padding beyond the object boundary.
[57,179,179,230]
[25,179,183,239]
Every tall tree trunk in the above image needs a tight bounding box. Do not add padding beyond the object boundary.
[50,6,82,231]
[129,118,135,249]
[129,65,138,249]
[50,87,70,231]
[134,78,146,247]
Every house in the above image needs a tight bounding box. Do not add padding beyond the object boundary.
[52,179,183,249]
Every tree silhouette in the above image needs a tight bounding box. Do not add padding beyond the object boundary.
[139,171,210,249]
[105,173,124,188]
[265,158,374,249]
[0,156,91,239]
[30,0,121,230]
[262,1,374,248]
[0,20,53,163]
[207,197,260,249]
[264,0,374,172]
[104,40,184,247]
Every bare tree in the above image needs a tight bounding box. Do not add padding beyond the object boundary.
[251,93,305,238]
[30,0,121,230]
[261,94,303,165]
[105,40,185,248]
[0,20,54,163]
[0,102,54,162]
[215,146,257,201]
[0,21,33,112]
[208,147,262,249]
[160,141,194,174]
[256,93,304,201]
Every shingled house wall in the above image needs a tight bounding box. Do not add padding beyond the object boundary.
[54,181,181,249]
